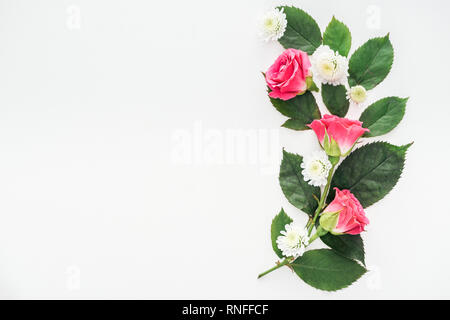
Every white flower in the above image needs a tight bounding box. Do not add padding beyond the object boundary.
[301,151,332,187]
[311,45,348,85]
[259,8,287,42]
[346,85,368,107]
[276,222,309,258]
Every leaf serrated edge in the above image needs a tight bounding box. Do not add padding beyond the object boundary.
[339,141,413,208]
[325,236,366,266]
[277,5,323,51]
[313,220,366,266]
[348,34,394,89]
[320,268,367,292]
[361,96,408,137]
[323,16,352,57]
[279,149,319,216]
[290,249,367,292]
[271,208,293,258]
[281,119,309,131]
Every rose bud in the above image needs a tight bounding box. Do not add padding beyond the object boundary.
[265,48,313,101]
[308,114,369,157]
[319,188,369,235]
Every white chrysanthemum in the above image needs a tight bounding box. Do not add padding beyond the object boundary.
[301,151,332,187]
[346,85,368,107]
[311,45,348,85]
[276,222,309,258]
[258,8,287,42]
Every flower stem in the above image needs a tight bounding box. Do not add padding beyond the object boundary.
[307,161,337,236]
[258,158,338,281]
[308,226,327,244]
[257,258,291,279]
[308,231,320,244]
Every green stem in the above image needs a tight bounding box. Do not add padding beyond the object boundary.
[308,226,327,244]
[307,162,337,236]
[257,258,291,279]
[258,158,338,280]
[305,217,313,230]
[308,231,320,244]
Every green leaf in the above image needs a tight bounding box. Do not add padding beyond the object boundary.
[279,150,320,216]
[348,35,394,90]
[291,249,366,291]
[321,234,365,265]
[281,119,306,130]
[271,209,293,258]
[321,84,350,117]
[360,97,408,137]
[314,219,365,265]
[328,142,412,208]
[323,16,351,57]
[270,91,321,131]
[277,6,322,55]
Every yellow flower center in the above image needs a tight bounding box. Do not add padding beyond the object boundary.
[308,160,325,176]
[286,231,300,247]
[319,60,336,78]
[350,85,367,103]
[264,18,274,28]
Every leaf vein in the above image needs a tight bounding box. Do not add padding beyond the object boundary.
[345,153,393,191]
[285,23,318,49]
[284,154,315,211]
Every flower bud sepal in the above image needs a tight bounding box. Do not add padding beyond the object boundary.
[328,155,340,166]
[322,130,341,157]
[306,76,319,92]
[319,210,344,235]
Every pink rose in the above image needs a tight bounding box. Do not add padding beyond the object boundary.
[308,114,369,156]
[265,48,312,101]
[320,188,369,235]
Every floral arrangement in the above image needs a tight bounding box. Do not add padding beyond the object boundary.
[257,6,412,291]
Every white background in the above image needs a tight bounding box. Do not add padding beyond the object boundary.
[0,0,449,299]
